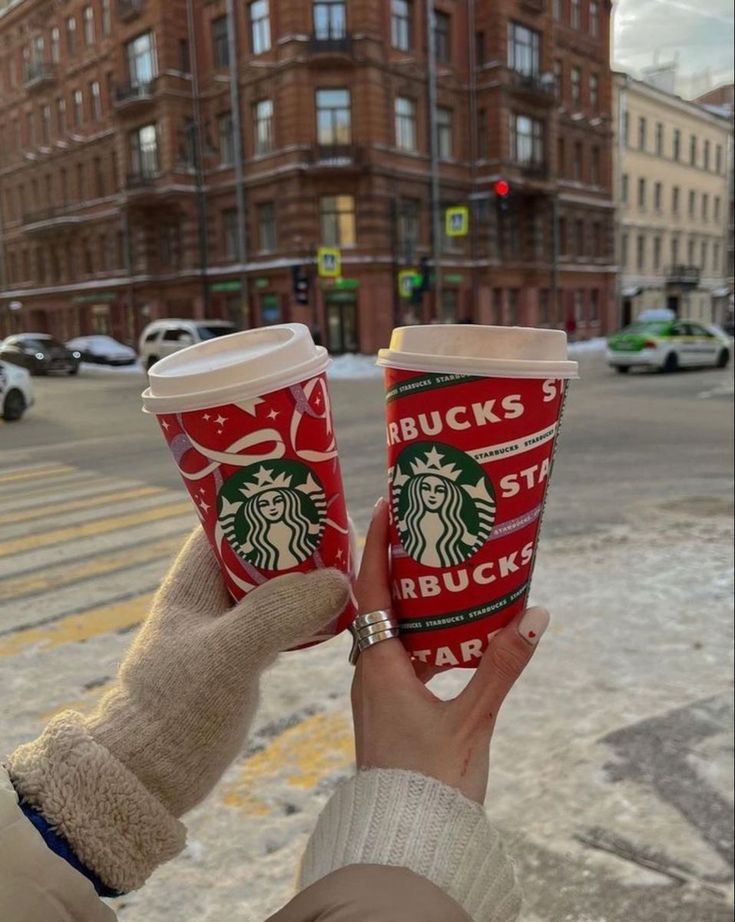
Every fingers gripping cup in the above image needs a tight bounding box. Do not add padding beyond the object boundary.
[142,324,355,644]
[378,325,578,671]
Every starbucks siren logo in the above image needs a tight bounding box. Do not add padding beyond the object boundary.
[218,460,326,571]
[392,442,496,569]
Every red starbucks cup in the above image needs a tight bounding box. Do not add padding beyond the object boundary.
[142,323,355,644]
[378,325,578,671]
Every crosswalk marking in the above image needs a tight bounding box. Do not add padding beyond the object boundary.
[0,463,76,486]
[0,484,166,527]
[0,472,116,508]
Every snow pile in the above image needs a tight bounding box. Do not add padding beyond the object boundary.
[567,337,607,355]
[327,354,382,379]
[80,362,144,376]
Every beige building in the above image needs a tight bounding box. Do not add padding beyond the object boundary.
[613,73,732,327]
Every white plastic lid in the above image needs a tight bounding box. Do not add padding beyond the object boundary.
[142,323,329,414]
[377,325,578,379]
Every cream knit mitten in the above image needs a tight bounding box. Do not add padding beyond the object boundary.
[301,769,522,922]
[6,527,349,893]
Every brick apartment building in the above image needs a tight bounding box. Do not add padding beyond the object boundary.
[0,0,616,353]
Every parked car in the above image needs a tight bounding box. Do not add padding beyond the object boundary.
[607,319,731,373]
[66,335,137,366]
[139,319,238,371]
[0,360,34,421]
[0,333,81,376]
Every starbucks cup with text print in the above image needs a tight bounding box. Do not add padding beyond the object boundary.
[378,325,578,671]
[142,323,355,644]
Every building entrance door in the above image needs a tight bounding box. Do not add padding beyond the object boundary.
[666,295,680,315]
[325,292,358,353]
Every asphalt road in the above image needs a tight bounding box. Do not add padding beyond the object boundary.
[0,352,733,921]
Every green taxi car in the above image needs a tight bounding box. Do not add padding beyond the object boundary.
[607,319,731,373]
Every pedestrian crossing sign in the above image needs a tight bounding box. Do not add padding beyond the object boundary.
[445,206,469,237]
[317,247,342,278]
[398,269,421,299]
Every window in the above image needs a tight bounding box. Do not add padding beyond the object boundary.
[398,199,420,262]
[638,177,646,209]
[179,39,190,73]
[673,129,681,161]
[654,181,662,211]
[218,112,234,165]
[437,106,452,159]
[621,173,629,203]
[702,193,709,222]
[621,232,629,267]
[313,1,346,40]
[655,122,664,155]
[671,236,679,264]
[557,137,565,176]
[102,0,111,37]
[571,67,581,107]
[26,111,35,148]
[638,116,646,150]
[256,202,276,251]
[592,221,602,256]
[672,185,680,213]
[475,30,485,67]
[571,0,581,29]
[212,16,229,69]
[76,163,84,198]
[689,134,696,166]
[591,145,600,185]
[553,0,561,21]
[66,16,76,55]
[41,105,51,145]
[688,189,696,217]
[90,81,101,121]
[575,219,585,256]
[573,290,584,323]
[636,234,645,270]
[395,96,417,152]
[249,1,271,55]
[573,140,583,180]
[507,289,520,325]
[687,237,695,265]
[73,88,84,127]
[700,240,708,269]
[50,27,60,63]
[83,6,94,45]
[222,209,238,259]
[589,73,599,111]
[590,289,600,323]
[713,242,720,273]
[714,197,721,222]
[653,236,662,270]
[589,0,599,37]
[129,123,158,177]
[622,110,629,145]
[511,114,543,166]
[433,10,450,63]
[538,289,551,326]
[703,140,710,170]
[316,88,351,145]
[60,167,68,202]
[180,117,195,168]
[320,195,356,247]
[253,99,273,154]
[477,108,488,159]
[127,32,156,85]
[508,22,539,77]
[93,156,104,196]
[391,0,411,51]
[554,60,563,100]
[715,144,723,173]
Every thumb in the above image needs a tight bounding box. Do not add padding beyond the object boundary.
[218,568,351,662]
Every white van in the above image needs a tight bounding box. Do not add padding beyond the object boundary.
[139,319,237,370]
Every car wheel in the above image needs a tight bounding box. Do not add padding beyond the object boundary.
[615,366,630,374]
[716,348,730,369]
[68,364,79,376]
[146,355,159,371]
[662,352,679,373]
[2,389,26,421]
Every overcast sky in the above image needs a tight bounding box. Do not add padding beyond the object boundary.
[613,0,734,92]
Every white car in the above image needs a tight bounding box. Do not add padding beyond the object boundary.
[0,360,34,421]
[139,319,237,371]
[66,335,137,366]
[607,318,731,373]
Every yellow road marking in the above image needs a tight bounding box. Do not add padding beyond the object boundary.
[223,712,353,816]
[0,533,185,601]
[0,592,153,657]
[0,473,107,503]
[0,502,193,558]
[0,485,167,527]
[0,464,75,485]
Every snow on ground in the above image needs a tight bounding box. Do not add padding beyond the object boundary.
[80,362,144,376]
[567,337,607,354]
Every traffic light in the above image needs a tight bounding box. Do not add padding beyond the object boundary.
[292,265,310,305]
[418,256,432,292]
[494,179,512,217]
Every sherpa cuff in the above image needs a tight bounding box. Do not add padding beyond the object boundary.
[5,711,186,893]
[300,769,522,922]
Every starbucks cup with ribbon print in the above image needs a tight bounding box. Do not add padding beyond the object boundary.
[378,325,578,671]
[142,323,355,644]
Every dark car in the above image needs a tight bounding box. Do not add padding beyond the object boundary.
[0,333,82,376]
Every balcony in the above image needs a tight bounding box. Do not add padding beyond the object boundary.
[24,61,57,91]
[508,70,556,103]
[22,205,82,235]
[666,265,701,288]
[118,0,144,20]
[308,143,364,172]
[126,171,159,191]
[114,79,157,112]
[307,33,354,62]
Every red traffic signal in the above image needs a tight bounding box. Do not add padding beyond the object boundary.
[494,179,510,197]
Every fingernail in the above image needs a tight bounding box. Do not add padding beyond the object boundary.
[517,607,550,646]
[372,497,386,515]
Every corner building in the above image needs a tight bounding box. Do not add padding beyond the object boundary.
[0,0,616,351]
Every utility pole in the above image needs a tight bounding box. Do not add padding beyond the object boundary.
[467,0,479,321]
[225,0,250,328]
[425,0,442,322]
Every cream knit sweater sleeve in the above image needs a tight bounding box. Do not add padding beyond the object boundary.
[300,769,521,922]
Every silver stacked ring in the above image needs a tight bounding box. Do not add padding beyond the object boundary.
[349,609,400,665]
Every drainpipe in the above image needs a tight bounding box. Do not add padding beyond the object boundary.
[186,0,210,315]
[467,0,479,321]
[226,0,250,328]
[425,0,442,322]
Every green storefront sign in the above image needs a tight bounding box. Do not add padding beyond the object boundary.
[325,290,357,304]
[72,292,118,304]
[444,274,464,285]
[321,278,359,291]
[210,280,242,293]
[254,277,270,289]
